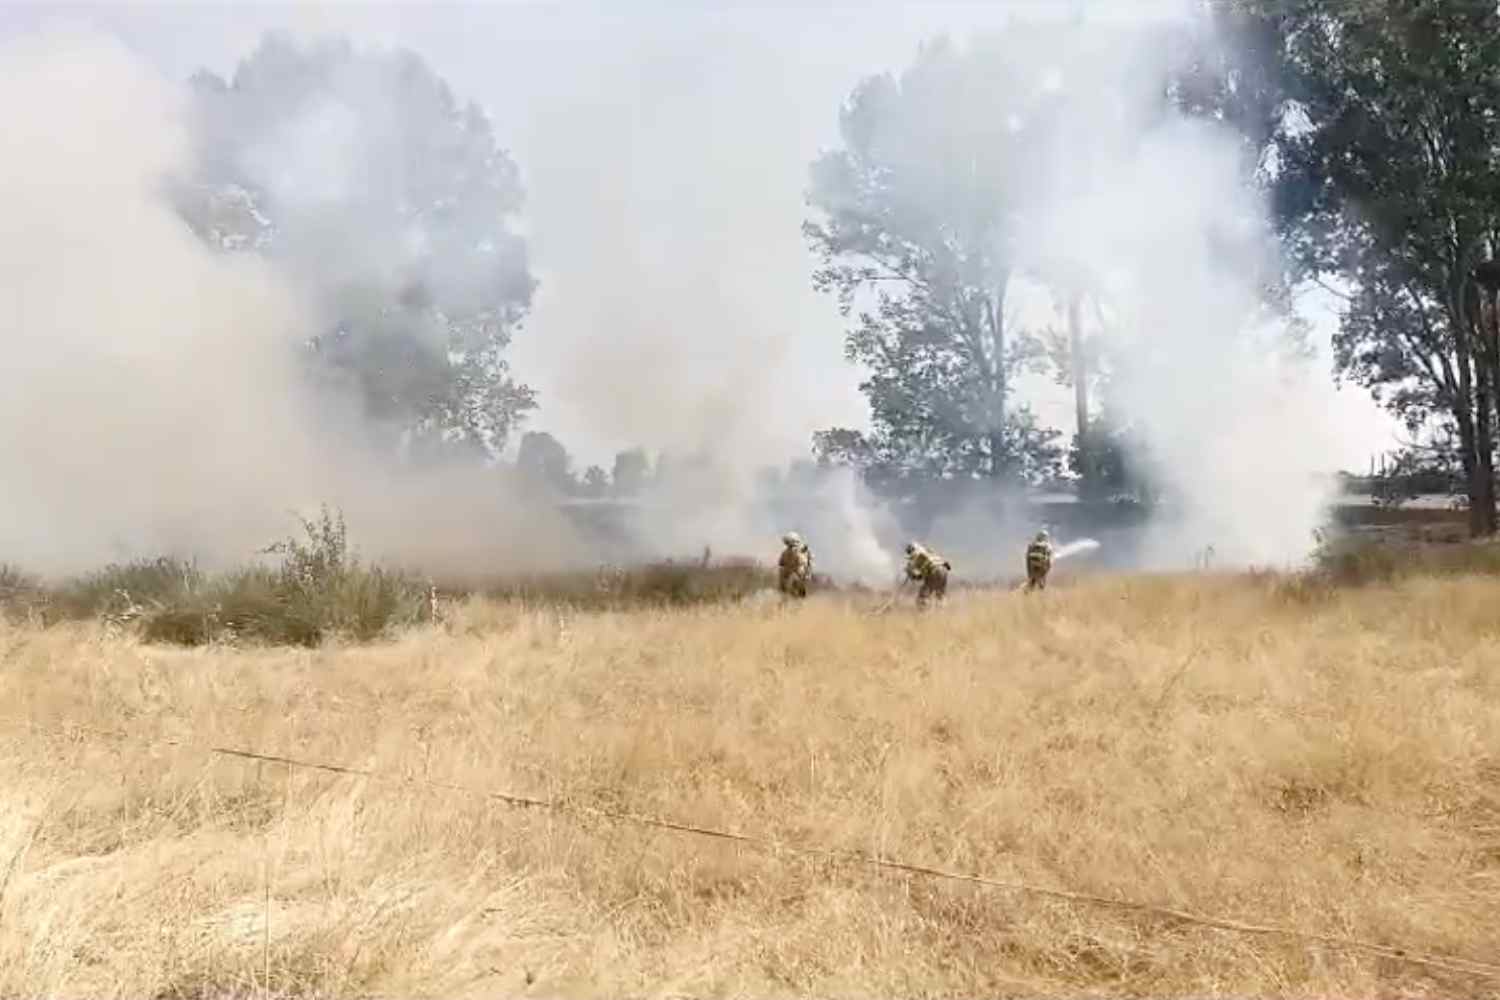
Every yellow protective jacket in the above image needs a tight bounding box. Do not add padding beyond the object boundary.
[906,548,950,581]
[780,542,811,577]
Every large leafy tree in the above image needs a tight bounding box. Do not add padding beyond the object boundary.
[515,431,577,495]
[172,33,537,460]
[610,448,651,498]
[808,14,1305,502]
[1172,2,1296,177]
[579,465,610,499]
[1273,0,1500,534]
[805,33,1067,495]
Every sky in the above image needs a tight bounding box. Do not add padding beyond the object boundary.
[3,0,1404,475]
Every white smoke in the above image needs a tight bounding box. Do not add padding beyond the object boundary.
[565,11,1341,581]
[625,456,899,586]
[1017,20,1340,571]
[805,466,900,584]
[0,27,323,573]
[0,10,1349,583]
[0,25,591,579]
[1032,112,1339,570]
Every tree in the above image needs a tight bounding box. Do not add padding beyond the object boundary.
[580,465,610,499]
[610,448,650,498]
[1273,0,1500,535]
[173,32,537,459]
[804,33,1069,494]
[1034,283,1106,495]
[515,431,575,495]
[1171,3,1297,178]
[1071,390,1161,506]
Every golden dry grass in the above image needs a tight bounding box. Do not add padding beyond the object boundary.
[2,573,1498,999]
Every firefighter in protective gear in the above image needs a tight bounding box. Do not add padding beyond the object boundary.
[778,532,812,598]
[904,541,951,608]
[1025,529,1054,591]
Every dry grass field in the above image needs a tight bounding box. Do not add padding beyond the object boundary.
[2,570,1499,999]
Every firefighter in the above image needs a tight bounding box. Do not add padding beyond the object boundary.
[1025,529,1054,591]
[904,541,951,608]
[778,531,812,598]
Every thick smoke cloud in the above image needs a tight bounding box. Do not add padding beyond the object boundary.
[1070,121,1339,569]
[1017,21,1341,569]
[0,7,1370,583]
[0,26,589,578]
[0,27,324,573]
[626,458,902,586]
[799,15,1341,578]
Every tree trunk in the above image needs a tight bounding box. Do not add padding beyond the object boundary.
[986,286,1009,479]
[989,430,1006,480]
[1480,284,1500,534]
[1460,279,1499,536]
[1453,338,1494,537]
[1474,366,1497,536]
[1454,401,1481,533]
[1068,293,1091,498]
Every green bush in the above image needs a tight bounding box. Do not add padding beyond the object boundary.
[318,565,426,642]
[138,599,220,646]
[134,567,309,647]
[212,568,327,647]
[265,505,350,592]
[1,563,36,600]
[4,510,431,646]
[133,506,425,647]
[50,557,202,621]
[0,563,45,620]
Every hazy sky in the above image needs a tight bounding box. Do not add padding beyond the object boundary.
[7,0,1403,473]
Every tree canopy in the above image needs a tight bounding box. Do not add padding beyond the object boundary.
[173,32,537,460]
[516,431,576,495]
[805,33,1067,495]
[1272,0,1500,533]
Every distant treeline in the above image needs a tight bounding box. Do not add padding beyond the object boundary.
[1334,471,1464,498]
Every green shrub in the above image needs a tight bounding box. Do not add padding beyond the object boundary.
[0,563,45,620]
[265,505,350,592]
[318,565,426,642]
[139,600,220,646]
[50,557,202,621]
[134,507,426,647]
[1,562,37,601]
[212,568,327,647]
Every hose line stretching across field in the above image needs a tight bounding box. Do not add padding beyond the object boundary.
[5,715,1499,984]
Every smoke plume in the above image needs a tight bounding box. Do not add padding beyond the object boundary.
[0,26,588,579]
[1022,23,1340,569]
[0,9,1347,583]
[0,27,320,574]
